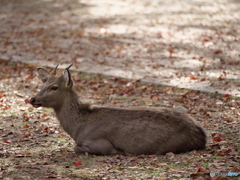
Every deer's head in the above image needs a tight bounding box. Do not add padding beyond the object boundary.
[30,64,73,109]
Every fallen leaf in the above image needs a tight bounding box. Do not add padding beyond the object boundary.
[27,64,35,68]
[40,113,48,118]
[189,75,198,80]
[3,139,11,143]
[203,38,210,42]
[25,99,30,103]
[214,50,222,54]
[92,87,98,91]
[213,136,223,142]
[75,161,82,167]
[78,31,83,36]
[224,94,231,98]
[225,149,232,154]
[23,124,30,128]
[22,134,30,138]
[196,165,206,172]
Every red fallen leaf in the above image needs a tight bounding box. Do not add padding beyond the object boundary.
[225,148,232,154]
[198,168,205,172]
[92,87,98,91]
[196,165,206,172]
[75,161,82,167]
[224,94,231,98]
[3,139,11,143]
[214,50,222,54]
[203,38,210,42]
[15,165,23,169]
[0,93,5,98]
[216,151,225,156]
[213,136,223,142]
[22,134,30,138]
[189,75,198,80]
[168,49,174,54]
[2,106,10,110]
[25,99,30,104]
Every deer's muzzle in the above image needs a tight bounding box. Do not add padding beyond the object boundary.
[30,98,42,108]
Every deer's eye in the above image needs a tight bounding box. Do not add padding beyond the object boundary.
[51,86,58,91]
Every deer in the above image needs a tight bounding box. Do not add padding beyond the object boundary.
[30,64,206,155]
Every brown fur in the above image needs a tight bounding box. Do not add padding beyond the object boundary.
[30,65,206,155]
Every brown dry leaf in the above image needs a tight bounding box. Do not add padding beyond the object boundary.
[22,134,30,138]
[23,124,30,129]
[189,75,198,80]
[40,113,48,118]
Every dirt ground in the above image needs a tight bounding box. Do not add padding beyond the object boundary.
[0,0,239,179]
[0,0,240,96]
[0,61,239,179]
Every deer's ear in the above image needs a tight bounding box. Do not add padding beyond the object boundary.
[63,69,73,88]
[37,68,50,83]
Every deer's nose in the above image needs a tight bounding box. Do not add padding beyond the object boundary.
[30,98,36,104]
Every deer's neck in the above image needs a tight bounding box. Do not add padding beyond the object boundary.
[54,91,89,139]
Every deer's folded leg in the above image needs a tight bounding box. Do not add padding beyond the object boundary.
[75,139,119,155]
[74,145,89,154]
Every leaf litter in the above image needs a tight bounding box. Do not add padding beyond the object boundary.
[1,0,240,96]
[0,0,240,179]
[0,61,239,179]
